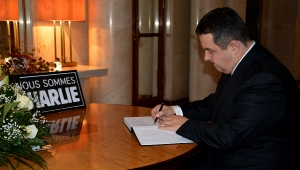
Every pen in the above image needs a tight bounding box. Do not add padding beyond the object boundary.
[154,103,164,124]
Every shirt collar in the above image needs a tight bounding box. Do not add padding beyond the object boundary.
[231,41,256,75]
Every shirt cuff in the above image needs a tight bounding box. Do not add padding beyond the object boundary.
[171,105,183,116]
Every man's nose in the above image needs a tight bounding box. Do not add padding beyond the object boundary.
[204,51,210,61]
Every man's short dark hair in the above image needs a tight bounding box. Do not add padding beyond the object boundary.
[196,7,251,50]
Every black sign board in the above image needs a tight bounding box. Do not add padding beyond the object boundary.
[9,70,86,114]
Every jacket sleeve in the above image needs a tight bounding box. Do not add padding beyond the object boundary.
[179,93,215,121]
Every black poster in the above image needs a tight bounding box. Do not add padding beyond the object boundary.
[9,70,86,114]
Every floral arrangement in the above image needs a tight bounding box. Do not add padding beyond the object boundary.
[0,47,52,75]
[0,68,52,169]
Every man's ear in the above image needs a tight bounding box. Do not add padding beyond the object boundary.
[228,40,240,54]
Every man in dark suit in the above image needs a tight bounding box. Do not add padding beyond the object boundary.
[151,7,300,169]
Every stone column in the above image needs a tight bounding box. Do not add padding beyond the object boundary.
[88,0,132,105]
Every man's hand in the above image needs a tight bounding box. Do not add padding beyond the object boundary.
[151,104,188,132]
[151,104,175,123]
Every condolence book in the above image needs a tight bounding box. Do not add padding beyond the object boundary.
[124,116,194,146]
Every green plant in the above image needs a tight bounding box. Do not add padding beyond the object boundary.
[0,73,52,169]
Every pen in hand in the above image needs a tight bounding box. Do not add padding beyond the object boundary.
[154,103,164,124]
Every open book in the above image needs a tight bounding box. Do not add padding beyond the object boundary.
[124,116,194,146]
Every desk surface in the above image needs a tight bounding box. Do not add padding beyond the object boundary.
[1,104,204,170]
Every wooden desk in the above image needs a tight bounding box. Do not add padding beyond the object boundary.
[1,104,205,170]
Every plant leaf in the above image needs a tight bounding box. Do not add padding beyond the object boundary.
[3,75,9,84]
[3,102,20,114]
[9,145,48,170]
[2,102,20,122]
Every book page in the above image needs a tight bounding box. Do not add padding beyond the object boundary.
[132,125,194,146]
[124,116,157,131]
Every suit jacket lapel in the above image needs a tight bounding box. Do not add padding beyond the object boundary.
[215,74,231,102]
[213,43,260,119]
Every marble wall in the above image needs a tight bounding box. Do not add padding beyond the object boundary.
[189,0,247,101]
[88,0,132,105]
[261,0,300,80]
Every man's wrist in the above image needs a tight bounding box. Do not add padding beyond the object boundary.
[171,105,183,116]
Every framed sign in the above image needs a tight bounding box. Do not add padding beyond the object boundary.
[9,70,86,114]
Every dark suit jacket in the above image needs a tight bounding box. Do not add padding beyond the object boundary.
[177,43,300,169]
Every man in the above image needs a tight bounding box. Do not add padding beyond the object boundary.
[151,7,300,169]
